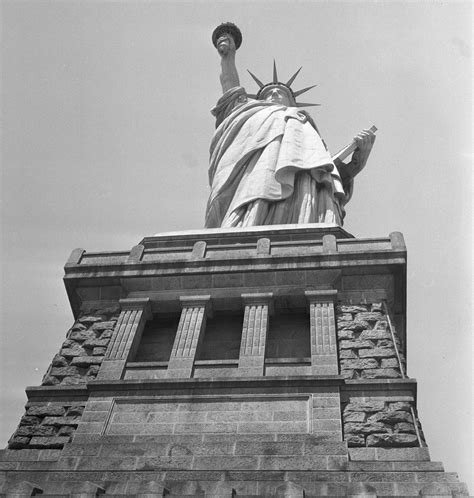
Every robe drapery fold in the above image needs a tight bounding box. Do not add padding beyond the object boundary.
[205,87,347,228]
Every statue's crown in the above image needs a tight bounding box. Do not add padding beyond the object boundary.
[247,61,320,108]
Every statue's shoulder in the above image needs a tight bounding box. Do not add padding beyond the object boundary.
[211,86,251,126]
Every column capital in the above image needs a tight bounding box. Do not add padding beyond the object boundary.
[241,292,274,315]
[305,289,338,305]
[179,294,212,311]
[119,297,152,319]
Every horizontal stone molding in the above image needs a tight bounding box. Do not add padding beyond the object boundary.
[179,294,212,310]
[86,376,345,398]
[119,297,152,314]
[241,292,274,309]
[305,289,338,303]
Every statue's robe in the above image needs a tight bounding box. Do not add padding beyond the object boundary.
[205,87,350,228]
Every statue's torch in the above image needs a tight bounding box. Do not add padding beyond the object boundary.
[212,22,243,55]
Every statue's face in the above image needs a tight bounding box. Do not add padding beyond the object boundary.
[260,86,293,106]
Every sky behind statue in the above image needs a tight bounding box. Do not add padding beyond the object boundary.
[1,0,472,491]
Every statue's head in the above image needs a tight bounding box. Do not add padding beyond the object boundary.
[248,62,320,109]
[258,84,296,106]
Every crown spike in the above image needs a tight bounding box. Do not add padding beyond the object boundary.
[286,66,302,87]
[293,84,318,98]
[247,70,265,88]
[296,102,321,107]
[273,60,278,83]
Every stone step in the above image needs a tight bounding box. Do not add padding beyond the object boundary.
[51,453,349,472]
[347,460,444,472]
[62,440,348,459]
[71,432,343,445]
[1,477,469,497]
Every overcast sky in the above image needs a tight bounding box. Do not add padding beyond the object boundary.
[1,0,472,491]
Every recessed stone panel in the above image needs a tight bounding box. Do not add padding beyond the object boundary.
[105,396,311,436]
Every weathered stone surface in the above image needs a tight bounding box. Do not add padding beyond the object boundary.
[92,347,107,356]
[361,368,401,379]
[389,402,412,412]
[42,416,81,426]
[337,329,354,340]
[91,321,116,331]
[20,416,41,426]
[42,375,60,386]
[67,330,97,342]
[337,305,368,313]
[50,366,82,378]
[381,358,400,368]
[346,482,377,496]
[339,349,357,359]
[7,436,31,448]
[371,303,383,312]
[366,433,418,447]
[345,401,385,413]
[378,339,395,348]
[275,481,305,497]
[338,320,369,331]
[71,356,104,367]
[58,426,75,436]
[16,425,57,437]
[100,330,114,339]
[60,345,87,358]
[339,340,374,350]
[51,354,68,367]
[341,370,355,379]
[359,348,396,358]
[343,412,366,423]
[66,406,85,416]
[71,322,87,331]
[27,406,66,417]
[341,359,379,370]
[78,316,103,324]
[346,434,365,447]
[395,423,416,433]
[345,422,389,435]
[29,436,70,448]
[61,376,86,385]
[354,312,384,321]
[370,411,412,425]
[87,365,100,376]
[359,329,392,340]
[83,338,109,348]
[418,482,452,496]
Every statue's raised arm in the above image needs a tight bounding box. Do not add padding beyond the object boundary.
[212,23,241,93]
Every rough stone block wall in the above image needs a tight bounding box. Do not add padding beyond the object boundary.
[336,303,406,380]
[7,403,85,450]
[342,398,426,448]
[42,306,120,386]
[7,305,119,451]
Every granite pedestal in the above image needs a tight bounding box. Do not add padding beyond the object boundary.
[1,224,468,496]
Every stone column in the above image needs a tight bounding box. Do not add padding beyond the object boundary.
[305,290,338,375]
[238,293,273,377]
[97,298,151,380]
[166,295,211,379]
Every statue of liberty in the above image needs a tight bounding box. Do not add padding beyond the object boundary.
[205,23,376,229]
